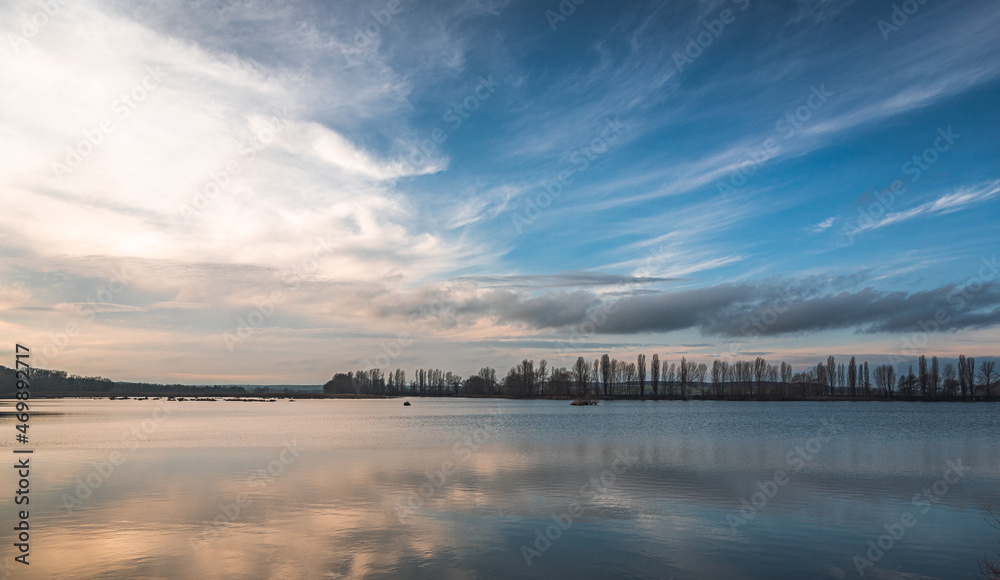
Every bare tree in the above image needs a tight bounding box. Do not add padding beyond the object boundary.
[435,369,445,396]
[516,359,535,398]
[535,360,548,396]
[943,363,958,399]
[905,366,917,397]
[918,355,928,397]
[600,354,611,397]
[816,363,827,397]
[979,361,997,401]
[611,358,621,396]
[667,363,676,399]
[720,360,732,399]
[849,357,857,397]
[369,369,384,394]
[826,356,836,397]
[960,356,976,401]
[462,368,495,396]
[680,356,688,400]
[481,367,497,394]
[695,363,707,396]
[712,360,729,399]
[735,360,752,398]
[967,357,977,401]
[573,357,590,397]
[767,365,779,395]
[874,364,896,399]
[548,368,572,396]
[651,354,661,399]
[637,354,647,398]
[960,355,969,400]
[780,362,792,384]
[753,357,768,398]
[930,356,939,399]
[624,362,637,397]
[779,361,792,399]
[446,371,462,395]
[980,507,1000,579]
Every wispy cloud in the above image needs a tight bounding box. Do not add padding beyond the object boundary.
[456,271,683,288]
[854,181,1000,234]
[813,217,836,232]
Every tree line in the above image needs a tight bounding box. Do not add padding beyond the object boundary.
[0,366,249,396]
[324,353,998,401]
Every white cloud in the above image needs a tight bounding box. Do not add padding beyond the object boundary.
[855,181,1000,234]
[813,217,835,232]
[0,0,471,280]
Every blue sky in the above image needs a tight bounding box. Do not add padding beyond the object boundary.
[0,0,998,383]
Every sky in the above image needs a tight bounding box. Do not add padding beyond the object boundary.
[0,0,998,384]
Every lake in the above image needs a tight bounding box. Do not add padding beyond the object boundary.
[2,398,999,579]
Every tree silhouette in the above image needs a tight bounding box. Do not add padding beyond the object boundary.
[980,361,997,401]
[930,356,939,399]
[712,360,727,399]
[849,357,857,397]
[967,357,977,401]
[536,360,548,396]
[600,354,611,397]
[734,360,751,398]
[826,356,836,397]
[637,354,647,398]
[874,364,895,399]
[780,362,792,399]
[651,354,660,399]
[680,356,688,400]
[943,363,958,399]
[624,362,637,397]
[919,355,928,397]
[980,507,1000,579]
[959,355,969,400]
[312,352,993,403]
[754,357,767,398]
[323,373,355,394]
[463,372,494,395]
[548,368,572,396]
[501,359,536,398]
[573,357,590,397]
[694,362,707,397]
[478,367,497,394]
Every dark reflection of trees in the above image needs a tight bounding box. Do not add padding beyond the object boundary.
[981,507,1000,579]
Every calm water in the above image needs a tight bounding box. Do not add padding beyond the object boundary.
[1,398,999,579]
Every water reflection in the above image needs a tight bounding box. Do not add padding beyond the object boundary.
[1,399,998,578]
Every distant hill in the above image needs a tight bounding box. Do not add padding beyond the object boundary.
[0,365,322,398]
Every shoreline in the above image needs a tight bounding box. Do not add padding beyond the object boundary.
[2,393,995,403]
